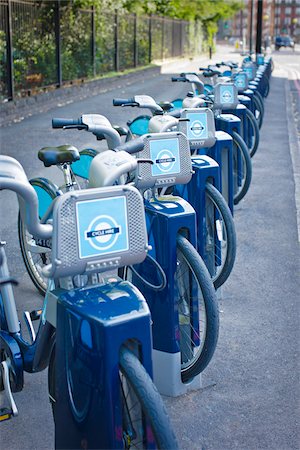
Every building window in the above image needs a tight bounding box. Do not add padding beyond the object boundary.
[285,7,292,14]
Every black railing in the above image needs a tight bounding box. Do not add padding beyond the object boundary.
[0,0,202,101]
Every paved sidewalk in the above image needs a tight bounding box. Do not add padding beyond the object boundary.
[0,47,299,449]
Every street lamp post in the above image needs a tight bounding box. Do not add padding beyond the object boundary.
[249,0,254,53]
[256,0,263,54]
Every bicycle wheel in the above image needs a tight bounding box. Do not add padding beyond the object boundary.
[18,178,58,295]
[261,73,270,98]
[205,182,236,289]
[48,345,179,449]
[253,92,264,129]
[176,234,219,382]
[232,131,252,205]
[245,108,260,157]
[119,346,179,449]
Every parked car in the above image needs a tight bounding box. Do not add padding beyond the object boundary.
[275,35,295,50]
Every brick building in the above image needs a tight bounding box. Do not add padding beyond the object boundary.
[219,0,300,46]
[273,0,300,40]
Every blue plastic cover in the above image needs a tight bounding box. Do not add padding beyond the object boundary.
[171,98,183,110]
[128,116,150,136]
[71,151,95,179]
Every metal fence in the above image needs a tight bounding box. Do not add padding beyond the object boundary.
[0,0,203,101]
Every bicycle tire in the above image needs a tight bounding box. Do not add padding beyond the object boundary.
[255,90,265,113]
[255,90,265,115]
[176,234,219,382]
[18,177,58,296]
[205,183,236,289]
[119,346,179,449]
[48,345,179,449]
[245,108,260,157]
[253,94,264,129]
[261,73,270,98]
[232,131,252,205]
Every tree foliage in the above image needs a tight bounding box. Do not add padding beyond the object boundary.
[123,0,242,19]
[64,0,243,47]
[123,0,243,46]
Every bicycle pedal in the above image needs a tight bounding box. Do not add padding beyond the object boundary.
[0,362,18,419]
[29,309,42,321]
[0,406,13,422]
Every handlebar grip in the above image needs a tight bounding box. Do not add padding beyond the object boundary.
[113,98,134,106]
[52,118,81,128]
[171,76,186,82]
[203,70,220,77]
[115,136,145,155]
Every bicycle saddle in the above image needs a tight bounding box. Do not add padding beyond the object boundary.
[157,101,174,112]
[38,145,80,167]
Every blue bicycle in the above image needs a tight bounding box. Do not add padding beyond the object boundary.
[0,153,179,449]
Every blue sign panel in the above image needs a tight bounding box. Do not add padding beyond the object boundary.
[76,196,129,259]
[257,55,264,65]
[220,85,234,104]
[150,137,181,176]
[186,112,208,140]
[244,67,254,80]
[234,74,246,89]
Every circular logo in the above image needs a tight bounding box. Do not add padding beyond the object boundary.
[155,149,176,172]
[190,119,205,137]
[235,78,244,87]
[85,215,121,251]
[222,90,233,102]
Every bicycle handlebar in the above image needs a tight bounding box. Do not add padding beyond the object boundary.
[52,114,122,149]
[52,118,83,128]
[171,76,186,82]
[0,156,53,240]
[113,98,136,106]
[203,70,221,77]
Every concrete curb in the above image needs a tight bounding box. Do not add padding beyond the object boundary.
[285,79,300,243]
[0,66,161,127]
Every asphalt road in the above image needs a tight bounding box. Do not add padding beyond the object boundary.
[0,46,299,450]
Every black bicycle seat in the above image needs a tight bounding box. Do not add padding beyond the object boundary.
[38,145,80,167]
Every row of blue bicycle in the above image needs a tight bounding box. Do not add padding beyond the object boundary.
[0,52,272,448]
